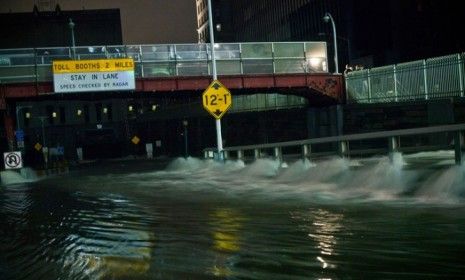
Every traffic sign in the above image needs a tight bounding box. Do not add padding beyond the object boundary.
[15,129,24,141]
[4,151,23,169]
[34,143,43,151]
[131,135,140,145]
[202,80,232,119]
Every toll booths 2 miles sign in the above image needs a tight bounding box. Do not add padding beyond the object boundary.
[53,58,135,93]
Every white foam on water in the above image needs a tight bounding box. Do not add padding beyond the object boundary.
[105,151,465,205]
[415,164,465,203]
[1,168,40,186]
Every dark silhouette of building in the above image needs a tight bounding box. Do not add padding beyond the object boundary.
[0,7,122,48]
[196,0,465,68]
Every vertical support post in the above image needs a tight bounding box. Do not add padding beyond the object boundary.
[237,150,244,160]
[271,43,276,74]
[274,147,282,162]
[224,150,229,160]
[393,65,398,102]
[204,150,208,159]
[174,44,179,76]
[239,43,243,75]
[338,141,348,158]
[207,0,224,162]
[423,59,429,100]
[454,131,464,165]
[254,149,260,159]
[4,114,15,151]
[302,144,311,160]
[388,136,400,163]
[139,45,145,78]
[367,69,372,103]
[458,53,464,97]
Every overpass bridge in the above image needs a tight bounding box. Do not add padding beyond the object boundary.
[0,41,343,161]
[0,42,342,105]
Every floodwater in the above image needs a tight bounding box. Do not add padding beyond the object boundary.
[1,152,465,279]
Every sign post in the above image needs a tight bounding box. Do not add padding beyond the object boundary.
[206,0,229,160]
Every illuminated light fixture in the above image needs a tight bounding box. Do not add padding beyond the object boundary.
[309,57,322,68]
[52,112,57,118]
[214,43,220,48]
[128,105,133,112]
[103,107,108,114]
[151,104,157,111]
[25,112,31,119]
[77,109,82,116]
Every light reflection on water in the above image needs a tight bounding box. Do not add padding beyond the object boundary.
[1,154,465,279]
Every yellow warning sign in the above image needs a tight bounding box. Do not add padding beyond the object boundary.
[131,136,140,145]
[202,80,232,119]
[34,143,43,151]
[52,58,134,74]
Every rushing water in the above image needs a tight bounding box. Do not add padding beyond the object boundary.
[1,152,465,279]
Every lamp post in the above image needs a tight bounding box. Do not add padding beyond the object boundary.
[69,18,76,59]
[182,120,188,158]
[207,0,224,161]
[323,12,339,74]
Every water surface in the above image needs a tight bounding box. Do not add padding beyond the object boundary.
[1,152,465,279]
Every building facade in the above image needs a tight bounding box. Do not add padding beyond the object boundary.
[196,0,465,68]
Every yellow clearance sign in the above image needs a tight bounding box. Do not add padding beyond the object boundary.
[53,58,134,74]
[202,80,232,119]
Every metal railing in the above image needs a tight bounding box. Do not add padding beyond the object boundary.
[346,53,465,103]
[204,123,465,165]
[0,42,328,84]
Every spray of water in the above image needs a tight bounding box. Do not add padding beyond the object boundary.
[1,168,39,186]
[157,151,464,204]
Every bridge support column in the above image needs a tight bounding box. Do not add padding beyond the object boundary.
[302,144,311,160]
[454,131,464,165]
[274,147,282,162]
[254,149,260,159]
[3,113,15,151]
[338,141,348,158]
[388,136,400,163]
[237,150,244,160]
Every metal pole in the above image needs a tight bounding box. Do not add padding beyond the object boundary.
[69,18,76,59]
[39,117,46,147]
[183,120,188,158]
[207,0,224,160]
[330,15,339,74]
[324,13,339,74]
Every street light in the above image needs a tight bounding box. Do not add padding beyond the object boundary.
[323,12,339,74]
[207,0,225,161]
[69,18,76,59]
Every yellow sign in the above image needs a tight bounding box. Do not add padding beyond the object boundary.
[131,136,140,145]
[34,143,42,151]
[202,80,232,119]
[53,58,134,74]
